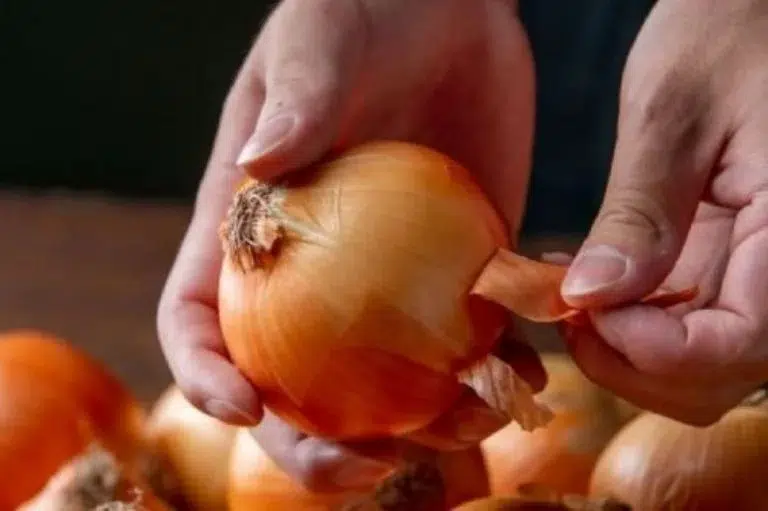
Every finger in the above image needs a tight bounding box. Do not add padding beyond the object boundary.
[250,412,395,492]
[540,251,573,266]
[562,323,730,426]
[591,198,768,383]
[562,72,723,308]
[156,48,265,425]
[236,0,368,178]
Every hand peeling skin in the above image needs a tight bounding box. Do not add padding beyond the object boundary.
[472,248,698,328]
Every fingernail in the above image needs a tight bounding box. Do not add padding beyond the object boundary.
[455,408,506,443]
[562,245,630,297]
[204,399,259,426]
[236,115,296,166]
[332,457,394,489]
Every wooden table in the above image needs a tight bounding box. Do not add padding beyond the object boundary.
[0,191,579,406]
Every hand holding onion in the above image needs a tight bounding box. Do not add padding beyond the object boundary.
[218,140,696,447]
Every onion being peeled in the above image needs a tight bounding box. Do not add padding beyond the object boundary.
[146,385,237,511]
[589,391,768,510]
[218,140,516,440]
[218,140,697,442]
[482,354,634,497]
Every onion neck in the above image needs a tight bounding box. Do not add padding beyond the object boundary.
[220,179,334,272]
[219,180,286,272]
[21,445,143,511]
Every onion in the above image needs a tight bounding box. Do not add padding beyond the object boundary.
[454,496,628,511]
[218,140,512,440]
[0,330,148,509]
[146,385,237,511]
[589,391,768,509]
[481,354,635,498]
[18,445,170,511]
[228,428,490,510]
[217,139,697,443]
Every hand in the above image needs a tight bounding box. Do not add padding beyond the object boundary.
[157,0,540,491]
[561,0,768,425]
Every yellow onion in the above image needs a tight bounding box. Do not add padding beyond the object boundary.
[481,354,635,497]
[0,330,148,508]
[218,140,516,440]
[589,392,768,510]
[228,428,490,511]
[146,385,237,511]
[454,496,628,511]
[18,445,170,511]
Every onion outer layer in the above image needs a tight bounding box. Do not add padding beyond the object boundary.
[589,391,768,510]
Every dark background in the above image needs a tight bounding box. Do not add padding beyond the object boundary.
[0,0,655,235]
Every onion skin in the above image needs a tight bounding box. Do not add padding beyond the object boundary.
[481,354,632,497]
[18,445,170,511]
[219,140,509,439]
[454,498,574,511]
[228,429,490,511]
[0,330,147,509]
[589,401,768,510]
[454,497,628,511]
[146,385,237,511]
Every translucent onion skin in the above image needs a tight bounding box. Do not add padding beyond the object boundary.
[482,354,634,497]
[147,385,237,511]
[0,330,147,509]
[219,141,510,439]
[589,402,768,510]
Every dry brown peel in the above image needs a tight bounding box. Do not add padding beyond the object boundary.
[18,444,171,511]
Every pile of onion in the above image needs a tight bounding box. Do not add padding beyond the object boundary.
[481,353,638,498]
[588,391,768,509]
[227,428,490,511]
[0,330,150,509]
[146,385,237,511]
[217,140,695,446]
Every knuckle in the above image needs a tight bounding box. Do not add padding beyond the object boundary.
[595,189,673,246]
[175,379,209,413]
[620,64,711,151]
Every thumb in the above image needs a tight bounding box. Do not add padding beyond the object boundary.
[562,82,719,307]
[235,0,367,179]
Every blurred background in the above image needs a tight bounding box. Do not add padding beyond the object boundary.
[0,0,655,402]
